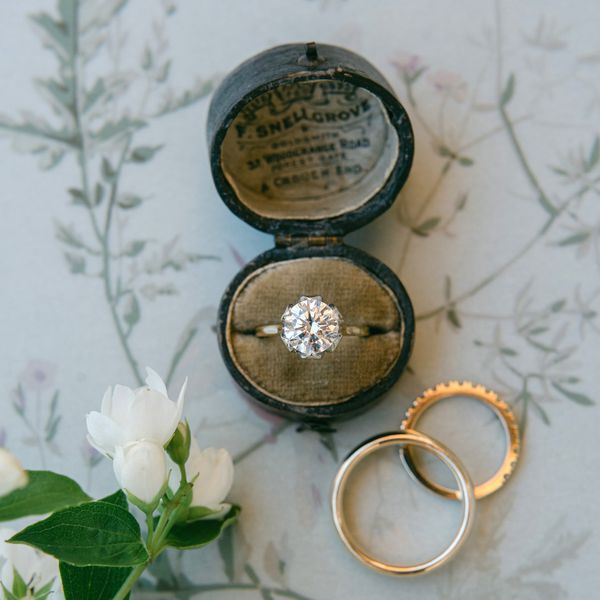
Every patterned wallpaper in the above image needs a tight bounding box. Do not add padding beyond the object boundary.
[0,0,598,598]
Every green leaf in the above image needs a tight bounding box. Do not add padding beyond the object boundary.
[122,240,147,257]
[556,231,590,246]
[586,136,599,171]
[123,294,140,328]
[0,471,90,522]
[91,118,146,144]
[117,194,143,209]
[550,299,566,312]
[500,347,518,356]
[30,13,70,62]
[141,46,153,70]
[500,73,515,107]
[529,326,549,336]
[1,583,19,600]
[245,564,260,585]
[156,60,172,83]
[9,498,149,567]
[129,145,163,163]
[550,166,569,177]
[437,144,452,158]
[185,505,221,522]
[60,563,131,600]
[101,157,116,182]
[154,79,214,117]
[68,188,89,207]
[101,489,128,509]
[458,156,474,166]
[55,221,84,249]
[35,77,75,117]
[11,568,27,598]
[552,383,595,406]
[530,399,551,426]
[446,308,462,329]
[162,506,240,550]
[33,578,55,600]
[84,79,107,113]
[526,337,556,353]
[64,252,86,274]
[413,216,441,237]
[446,308,461,329]
[44,390,61,442]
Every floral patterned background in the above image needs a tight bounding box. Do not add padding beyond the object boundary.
[1,0,598,598]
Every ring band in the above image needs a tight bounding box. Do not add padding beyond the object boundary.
[255,324,370,337]
[331,429,476,576]
[400,381,520,501]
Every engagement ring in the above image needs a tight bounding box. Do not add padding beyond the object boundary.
[254,295,370,359]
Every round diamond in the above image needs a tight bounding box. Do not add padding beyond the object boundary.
[280,296,342,358]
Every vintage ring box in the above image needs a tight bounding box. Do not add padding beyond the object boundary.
[208,42,415,422]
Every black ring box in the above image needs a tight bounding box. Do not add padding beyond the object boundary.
[208,42,415,422]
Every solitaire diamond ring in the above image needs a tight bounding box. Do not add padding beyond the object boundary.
[254,295,370,359]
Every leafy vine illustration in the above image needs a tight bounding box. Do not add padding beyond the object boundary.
[0,0,216,389]
[391,5,599,427]
[365,456,590,599]
[11,361,61,469]
[0,1,317,598]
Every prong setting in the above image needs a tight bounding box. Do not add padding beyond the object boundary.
[280,296,342,358]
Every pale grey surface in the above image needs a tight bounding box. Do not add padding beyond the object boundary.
[0,1,598,598]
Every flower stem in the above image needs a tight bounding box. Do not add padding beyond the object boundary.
[114,480,192,599]
[113,562,148,600]
[178,462,187,485]
[145,511,154,548]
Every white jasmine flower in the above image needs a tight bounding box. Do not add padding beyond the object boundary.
[0,528,61,598]
[113,440,168,506]
[0,449,28,497]
[86,367,187,457]
[186,441,234,513]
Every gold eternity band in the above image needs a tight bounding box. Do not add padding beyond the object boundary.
[400,380,520,501]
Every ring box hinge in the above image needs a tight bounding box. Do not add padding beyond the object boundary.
[275,234,343,248]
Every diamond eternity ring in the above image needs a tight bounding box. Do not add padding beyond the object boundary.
[254,295,370,359]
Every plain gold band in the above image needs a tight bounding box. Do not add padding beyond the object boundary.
[400,381,520,501]
[254,324,370,338]
[331,429,476,576]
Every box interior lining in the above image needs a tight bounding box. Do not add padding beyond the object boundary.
[220,79,399,221]
[226,257,404,406]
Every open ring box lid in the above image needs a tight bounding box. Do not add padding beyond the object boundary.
[208,42,415,421]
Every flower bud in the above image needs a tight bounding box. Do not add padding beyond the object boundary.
[166,421,191,466]
[186,444,234,514]
[113,440,168,510]
[0,448,28,497]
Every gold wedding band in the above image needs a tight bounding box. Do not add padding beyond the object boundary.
[400,381,520,501]
[331,429,476,576]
